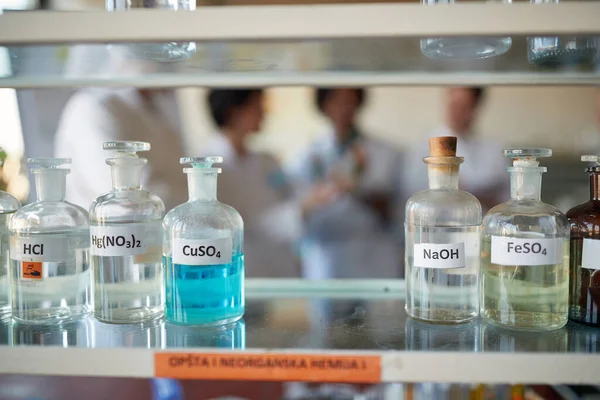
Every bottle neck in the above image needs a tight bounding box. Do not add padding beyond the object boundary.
[590,171,600,200]
[428,165,460,190]
[34,170,67,202]
[187,171,217,201]
[108,158,145,191]
[509,168,543,200]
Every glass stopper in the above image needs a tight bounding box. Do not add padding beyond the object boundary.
[180,156,223,169]
[503,148,552,167]
[27,158,71,169]
[581,155,600,164]
[104,141,150,157]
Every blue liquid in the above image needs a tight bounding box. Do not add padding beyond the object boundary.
[164,254,244,325]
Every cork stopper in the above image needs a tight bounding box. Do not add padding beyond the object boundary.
[429,136,457,157]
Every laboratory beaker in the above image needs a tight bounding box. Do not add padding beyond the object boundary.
[420,0,512,59]
[527,0,597,67]
[106,0,196,62]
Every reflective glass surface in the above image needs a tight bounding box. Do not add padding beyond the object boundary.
[0,283,597,354]
[0,36,598,88]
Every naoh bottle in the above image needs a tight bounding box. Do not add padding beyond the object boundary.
[405,137,481,323]
[89,141,164,324]
[163,157,244,326]
[9,158,91,324]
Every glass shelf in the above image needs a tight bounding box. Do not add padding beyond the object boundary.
[0,4,598,88]
[0,279,598,384]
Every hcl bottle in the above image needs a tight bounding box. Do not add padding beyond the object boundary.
[0,150,21,318]
[9,158,91,324]
[566,154,600,327]
[163,157,244,325]
[481,149,569,331]
[89,141,164,324]
[405,136,481,323]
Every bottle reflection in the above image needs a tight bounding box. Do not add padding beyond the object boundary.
[481,322,567,352]
[0,317,11,345]
[12,318,93,348]
[405,318,479,352]
[165,319,245,349]
[568,322,600,353]
[94,318,163,349]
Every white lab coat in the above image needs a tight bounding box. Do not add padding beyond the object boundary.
[288,127,404,279]
[402,126,509,207]
[54,88,188,211]
[200,134,302,278]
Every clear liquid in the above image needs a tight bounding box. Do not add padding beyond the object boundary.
[10,230,91,324]
[0,212,14,317]
[406,225,480,323]
[481,237,569,331]
[92,220,163,324]
[164,253,244,326]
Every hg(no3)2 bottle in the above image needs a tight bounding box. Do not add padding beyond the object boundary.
[9,158,91,324]
[163,157,244,326]
[89,141,164,324]
[405,136,481,324]
[481,149,569,331]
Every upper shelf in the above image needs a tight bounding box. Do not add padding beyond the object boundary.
[0,3,599,88]
[0,279,598,384]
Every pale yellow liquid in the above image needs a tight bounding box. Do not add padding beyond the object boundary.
[481,237,569,331]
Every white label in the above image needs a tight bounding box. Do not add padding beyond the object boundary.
[172,237,232,265]
[10,236,69,263]
[581,238,600,270]
[414,243,466,269]
[491,236,562,266]
[90,225,147,256]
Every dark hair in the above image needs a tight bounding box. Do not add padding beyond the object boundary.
[468,87,485,106]
[208,89,263,128]
[315,88,366,112]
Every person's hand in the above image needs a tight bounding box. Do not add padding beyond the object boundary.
[350,142,367,175]
[301,182,340,216]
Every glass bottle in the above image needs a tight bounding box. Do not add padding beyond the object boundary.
[481,149,569,331]
[106,0,196,62]
[405,137,481,323]
[566,154,600,327]
[89,141,164,324]
[0,153,21,318]
[527,0,597,67]
[163,157,244,326]
[9,158,91,324]
[420,0,511,60]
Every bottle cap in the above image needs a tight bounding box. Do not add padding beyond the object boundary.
[104,141,150,157]
[503,148,551,167]
[181,156,223,173]
[582,155,600,164]
[27,158,71,169]
[429,136,457,157]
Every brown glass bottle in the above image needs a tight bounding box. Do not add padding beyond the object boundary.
[566,164,600,326]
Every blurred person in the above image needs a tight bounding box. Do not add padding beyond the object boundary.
[402,87,507,211]
[202,89,338,278]
[54,46,187,210]
[54,88,187,211]
[288,88,404,279]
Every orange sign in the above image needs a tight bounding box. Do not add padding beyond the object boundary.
[22,261,43,279]
[155,353,381,383]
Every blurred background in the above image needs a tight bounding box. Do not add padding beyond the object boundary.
[1,0,599,280]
